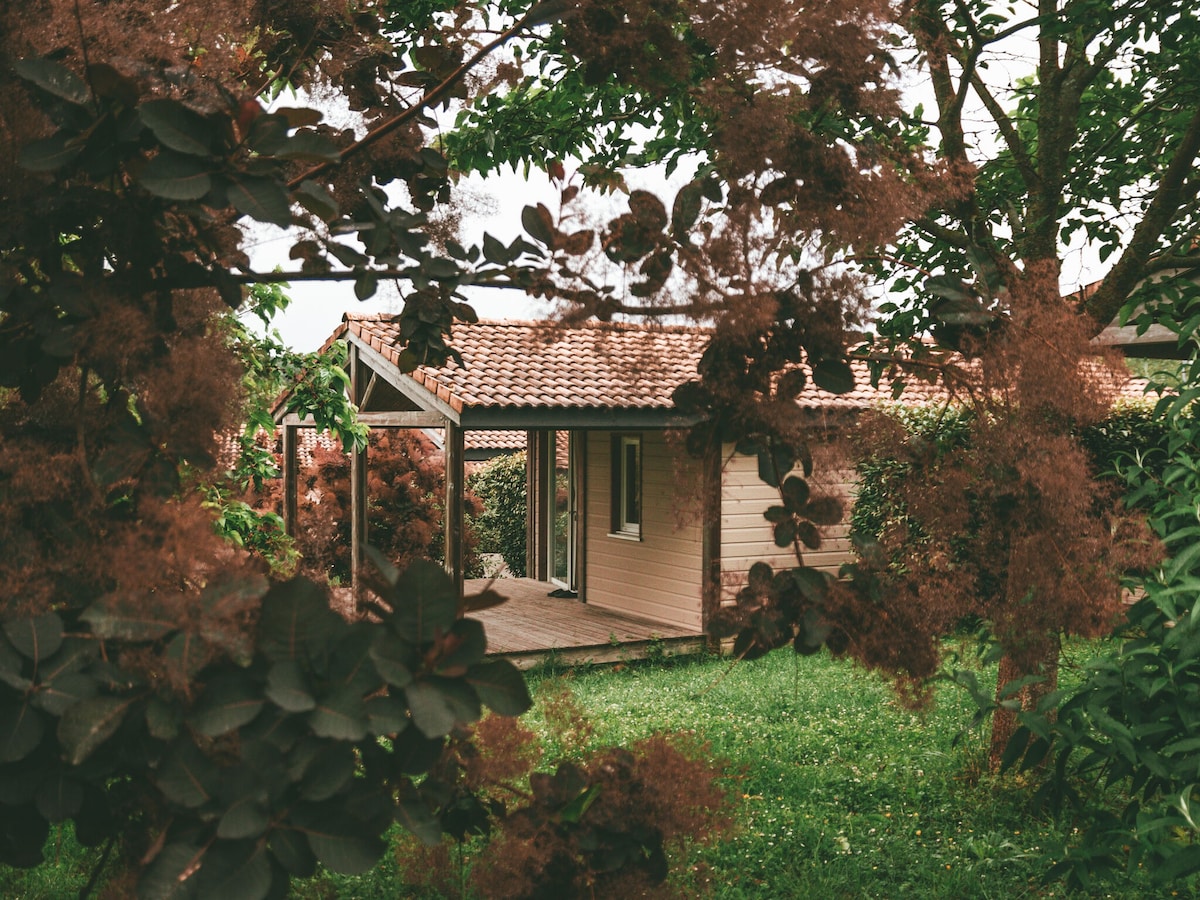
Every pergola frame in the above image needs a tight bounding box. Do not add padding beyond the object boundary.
[275,333,683,604]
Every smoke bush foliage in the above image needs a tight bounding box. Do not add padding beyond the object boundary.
[263,430,485,584]
[468,451,529,578]
[852,400,1166,557]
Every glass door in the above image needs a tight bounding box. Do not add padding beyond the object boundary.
[548,430,575,591]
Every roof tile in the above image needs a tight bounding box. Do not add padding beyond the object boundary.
[337,314,1148,414]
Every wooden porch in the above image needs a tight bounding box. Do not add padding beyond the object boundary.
[468,578,706,669]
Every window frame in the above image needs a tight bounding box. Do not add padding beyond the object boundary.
[610,433,642,540]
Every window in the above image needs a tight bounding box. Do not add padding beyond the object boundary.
[611,434,641,538]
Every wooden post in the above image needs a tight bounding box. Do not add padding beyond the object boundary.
[349,345,368,603]
[572,431,586,600]
[525,430,537,581]
[350,435,367,602]
[282,423,298,537]
[701,442,723,637]
[445,420,465,605]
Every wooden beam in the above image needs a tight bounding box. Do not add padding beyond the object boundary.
[282,423,298,537]
[351,338,462,423]
[356,410,444,427]
[277,410,444,428]
[445,420,466,606]
[359,372,379,409]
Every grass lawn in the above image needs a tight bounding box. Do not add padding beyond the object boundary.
[519,645,1157,899]
[0,643,1171,898]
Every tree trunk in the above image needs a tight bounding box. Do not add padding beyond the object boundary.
[988,636,1060,772]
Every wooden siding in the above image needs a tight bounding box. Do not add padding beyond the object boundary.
[718,443,857,602]
[584,431,705,629]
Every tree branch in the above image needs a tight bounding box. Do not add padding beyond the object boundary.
[287,11,549,189]
[1083,105,1200,329]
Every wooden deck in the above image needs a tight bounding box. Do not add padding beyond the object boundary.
[467,578,706,669]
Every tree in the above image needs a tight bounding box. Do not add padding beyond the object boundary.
[457,0,1195,764]
[0,2,745,893]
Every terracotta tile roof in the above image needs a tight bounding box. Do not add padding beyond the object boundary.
[327,314,1149,415]
[343,315,706,414]
[336,314,956,412]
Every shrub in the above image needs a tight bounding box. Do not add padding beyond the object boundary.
[250,429,484,584]
[468,451,528,577]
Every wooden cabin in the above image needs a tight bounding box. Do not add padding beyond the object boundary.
[274,315,1146,656]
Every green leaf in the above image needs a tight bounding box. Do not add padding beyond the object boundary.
[405,677,480,738]
[4,612,63,661]
[33,672,97,716]
[307,687,368,741]
[228,175,293,228]
[671,182,703,240]
[390,559,458,642]
[57,696,131,765]
[138,100,213,156]
[293,180,339,221]
[188,675,264,737]
[436,618,487,673]
[521,203,555,245]
[805,496,844,526]
[156,741,219,808]
[796,521,822,550]
[277,129,341,163]
[145,697,182,741]
[269,828,316,878]
[265,661,316,712]
[811,358,855,395]
[757,444,795,488]
[137,843,202,900]
[298,744,356,802]
[781,476,810,512]
[466,660,531,716]
[354,271,378,300]
[18,133,83,172]
[790,567,830,603]
[0,703,44,763]
[193,842,273,900]
[365,695,409,736]
[369,633,414,688]
[14,58,90,105]
[217,793,270,840]
[482,231,510,264]
[0,637,26,689]
[258,578,338,663]
[394,784,442,846]
[295,810,386,875]
[560,783,601,824]
[924,274,973,303]
[137,151,213,200]
[1157,844,1200,884]
[774,519,797,547]
[246,114,289,154]
[777,368,807,400]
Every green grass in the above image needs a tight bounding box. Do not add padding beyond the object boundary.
[518,645,1162,900]
[0,645,1171,898]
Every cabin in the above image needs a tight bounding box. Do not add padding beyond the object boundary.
[271,316,945,656]
[274,314,1146,663]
